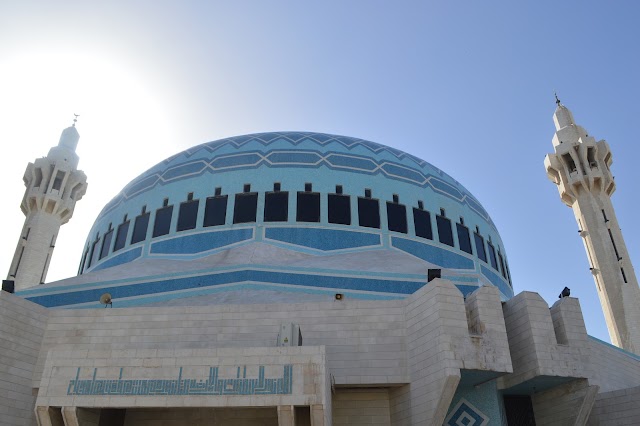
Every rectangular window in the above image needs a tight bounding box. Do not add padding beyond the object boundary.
[52,170,65,190]
[498,251,507,278]
[264,191,289,222]
[233,192,258,224]
[456,223,472,254]
[474,232,487,262]
[436,214,454,247]
[621,268,628,283]
[79,247,89,274]
[328,194,351,225]
[358,197,380,228]
[113,220,130,252]
[153,205,174,237]
[99,228,114,260]
[387,202,407,233]
[413,208,433,239]
[204,195,228,226]
[297,192,321,222]
[88,237,100,268]
[177,199,199,231]
[487,241,498,270]
[131,212,150,244]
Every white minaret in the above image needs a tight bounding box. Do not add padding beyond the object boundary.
[544,99,640,354]
[7,118,88,291]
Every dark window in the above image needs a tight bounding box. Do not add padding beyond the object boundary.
[621,267,628,283]
[413,208,433,239]
[505,262,512,284]
[153,205,174,237]
[297,191,320,222]
[233,192,258,224]
[162,198,169,207]
[436,214,454,247]
[457,223,472,254]
[387,202,407,233]
[187,192,194,201]
[304,183,312,192]
[113,220,130,252]
[264,191,289,222]
[364,189,372,198]
[204,195,228,226]
[131,212,150,244]
[88,235,100,268]
[99,227,114,260]
[504,395,536,426]
[498,251,506,278]
[487,241,498,270]
[243,184,251,193]
[79,247,89,274]
[274,182,281,192]
[328,193,351,225]
[215,187,222,196]
[358,197,380,228]
[418,200,424,210]
[177,199,199,231]
[52,170,64,191]
[474,232,487,262]
[335,185,343,194]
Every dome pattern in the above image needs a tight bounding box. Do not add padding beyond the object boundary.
[20,132,512,309]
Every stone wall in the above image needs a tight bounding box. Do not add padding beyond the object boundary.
[332,389,390,425]
[588,385,640,425]
[0,291,49,426]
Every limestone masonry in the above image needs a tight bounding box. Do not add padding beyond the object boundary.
[1,105,639,425]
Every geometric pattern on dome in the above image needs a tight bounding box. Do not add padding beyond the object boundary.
[98,132,493,228]
[445,399,489,426]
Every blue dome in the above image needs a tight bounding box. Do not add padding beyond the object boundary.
[76,132,512,302]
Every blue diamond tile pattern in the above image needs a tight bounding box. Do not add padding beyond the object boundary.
[96,132,494,228]
[445,399,489,426]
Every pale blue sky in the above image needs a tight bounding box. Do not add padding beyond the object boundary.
[1,1,639,343]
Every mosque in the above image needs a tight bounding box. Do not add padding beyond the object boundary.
[1,103,639,425]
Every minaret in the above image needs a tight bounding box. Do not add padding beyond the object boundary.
[6,117,88,291]
[544,99,640,354]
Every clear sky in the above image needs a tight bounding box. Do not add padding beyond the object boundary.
[1,1,638,344]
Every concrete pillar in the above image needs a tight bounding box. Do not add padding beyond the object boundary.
[309,404,325,426]
[277,405,295,426]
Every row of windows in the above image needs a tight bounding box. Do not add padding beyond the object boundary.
[80,184,511,284]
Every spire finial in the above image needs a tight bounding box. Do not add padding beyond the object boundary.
[73,113,79,127]
[555,92,562,107]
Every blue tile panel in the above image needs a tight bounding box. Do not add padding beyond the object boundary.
[24,269,430,308]
[91,247,142,272]
[264,227,381,251]
[446,400,489,426]
[480,265,514,298]
[150,229,253,254]
[96,132,492,227]
[391,237,475,270]
[68,365,292,396]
